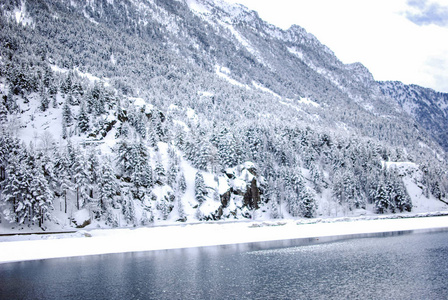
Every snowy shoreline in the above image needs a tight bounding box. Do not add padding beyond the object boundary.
[1,213,448,264]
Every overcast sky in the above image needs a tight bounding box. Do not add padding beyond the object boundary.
[225,0,448,92]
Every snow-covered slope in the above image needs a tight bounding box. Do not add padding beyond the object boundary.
[0,0,447,233]
[379,81,448,151]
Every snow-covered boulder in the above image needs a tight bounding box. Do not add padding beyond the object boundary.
[71,209,91,228]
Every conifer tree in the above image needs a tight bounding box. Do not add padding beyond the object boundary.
[77,102,90,133]
[177,193,187,221]
[29,166,53,228]
[98,159,119,225]
[167,162,178,187]
[62,98,72,126]
[3,157,26,224]
[373,181,390,214]
[178,172,187,194]
[0,102,7,125]
[298,187,318,218]
[194,172,206,204]
[73,152,90,210]
[154,161,166,186]
[121,191,136,225]
[54,151,73,214]
[39,85,50,112]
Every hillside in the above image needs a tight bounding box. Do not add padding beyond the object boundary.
[379,81,448,151]
[0,0,447,232]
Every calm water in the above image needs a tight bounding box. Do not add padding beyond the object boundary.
[1,230,448,299]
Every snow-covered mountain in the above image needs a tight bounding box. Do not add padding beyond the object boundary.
[0,0,447,232]
[379,81,448,151]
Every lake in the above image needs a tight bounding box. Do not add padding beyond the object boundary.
[1,229,448,299]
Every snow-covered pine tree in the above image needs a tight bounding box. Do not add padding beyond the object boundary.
[373,180,391,214]
[2,157,26,224]
[3,144,42,225]
[98,159,119,226]
[154,161,166,186]
[0,133,21,181]
[121,190,137,226]
[167,162,178,187]
[286,187,300,217]
[309,163,323,193]
[178,172,187,194]
[298,187,317,218]
[134,114,147,139]
[177,192,187,221]
[217,129,238,168]
[60,71,73,95]
[62,98,73,126]
[29,166,53,228]
[89,82,106,116]
[73,152,90,210]
[196,140,210,171]
[131,163,152,200]
[156,193,174,221]
[245,127,262,162]
[0,102,7,125]
[116,139,132,180]
[86,150,100,199]
[39,86,50,112]
[53,150,73,214]
[62,119,68,140]
[194,171,206,204]
[387,171,412,212]
[77,101,90,134]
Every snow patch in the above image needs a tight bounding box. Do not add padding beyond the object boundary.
[168,104,179,111]
[99,126,117,155]
[50,64,69,74]
[129,97,154,113]
[13,1,33,27]
[49,65,110,87]
[297,97,320,107]
[363,103,374,112]
[279,100,303,113]
[110,54,116,65]
[173,119,190,132]
[382,161,418,172]
[83,10,99,25]
[198,91,214,97]
[186,0,210,15]
[419,142,430,149]
[186,107,198,122]
[216,20,266,66]
[1,216,448,263]
[74,68,110,87]
[287,47,304,60]
[215,66,249,89]
[252,81,281,99]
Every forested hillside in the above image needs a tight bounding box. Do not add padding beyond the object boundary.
[0,0,447,231]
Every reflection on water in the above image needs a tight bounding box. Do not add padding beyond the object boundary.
[1,229,448,299]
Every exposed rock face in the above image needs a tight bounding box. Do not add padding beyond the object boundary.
[243,178,260,209]
[220,190,232,207]
[220,162,264,218]
[199,162,265,220]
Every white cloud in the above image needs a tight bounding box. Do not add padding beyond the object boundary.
[225,0,448,92]
[405,0,448,27]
